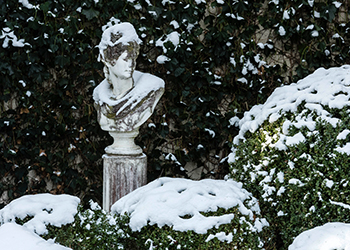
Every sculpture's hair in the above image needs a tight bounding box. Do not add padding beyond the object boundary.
[102,32,140,66]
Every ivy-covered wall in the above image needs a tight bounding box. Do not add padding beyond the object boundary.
[1,0,349,207]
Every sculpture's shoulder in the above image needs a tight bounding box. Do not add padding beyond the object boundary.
[93,78,110,105]
[133,70,165,90]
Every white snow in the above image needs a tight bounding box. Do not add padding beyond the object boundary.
[194,0,206,4]
[0,223,71,250]
[283,10,290,20]
[0,193,80,235]
[333,1,342,8]
[156,55,171,64]
[156,31,180,53]
[284,132,306,146]
[161,0,175,5]
[278,26,286,36]
[111,177,268,234]
[232,65,350,146]
[165,153,181,165]
[289,222,350,250]
[170,20,180,29]
[329,200,350,210]
[228,116,240,127]
[337,129,350,140]
[19,80,26,87]
[1,27,30,48]
[205,232,233,243]
[18,0,37,9]
[335,142,350,155]
[311,30,319,37]
[204,128,215,138]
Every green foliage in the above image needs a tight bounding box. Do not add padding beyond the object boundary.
[230,103,350,249]
[45,201,127,249]
[122,206,265,250]
[1,0,349,209]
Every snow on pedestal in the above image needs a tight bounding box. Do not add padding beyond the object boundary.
[93,22,164,211]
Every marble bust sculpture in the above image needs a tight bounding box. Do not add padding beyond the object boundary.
[93,22,165,155]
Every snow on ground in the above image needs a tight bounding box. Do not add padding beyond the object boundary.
[0,223,71,250]
[288,222,350,250]
[0,193,79,250]
[111,177,268,234]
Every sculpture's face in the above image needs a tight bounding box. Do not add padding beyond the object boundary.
[109,51,135,79]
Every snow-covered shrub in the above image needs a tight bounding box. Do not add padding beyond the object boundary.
[0,194,127,249]
[0,193,80,234]
[111,177,269,249]
[229,65,350,249]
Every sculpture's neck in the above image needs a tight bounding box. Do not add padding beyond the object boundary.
[109,74,134,99]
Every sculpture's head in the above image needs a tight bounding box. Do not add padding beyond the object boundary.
[98,22,141,80]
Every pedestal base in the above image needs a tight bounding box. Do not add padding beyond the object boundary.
[105,130,142,155]
[103,153,147,212]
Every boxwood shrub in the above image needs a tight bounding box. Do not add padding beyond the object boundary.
[45,178,270,249]
[110,178,269,250]
[228,65,350,249]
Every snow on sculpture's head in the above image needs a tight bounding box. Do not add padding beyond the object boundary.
[97,22,142,83]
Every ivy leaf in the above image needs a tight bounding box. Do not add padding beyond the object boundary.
[55,55,70,68]
[40,1,51,13]
[174,67,185,77]
[233,1,248,13]
[82,8,100,20]
[327,5,337,22]
[50,44,59,53]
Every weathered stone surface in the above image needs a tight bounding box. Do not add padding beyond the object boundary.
[103,153,147,212]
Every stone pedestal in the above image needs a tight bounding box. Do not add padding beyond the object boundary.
[103,153,147,212]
